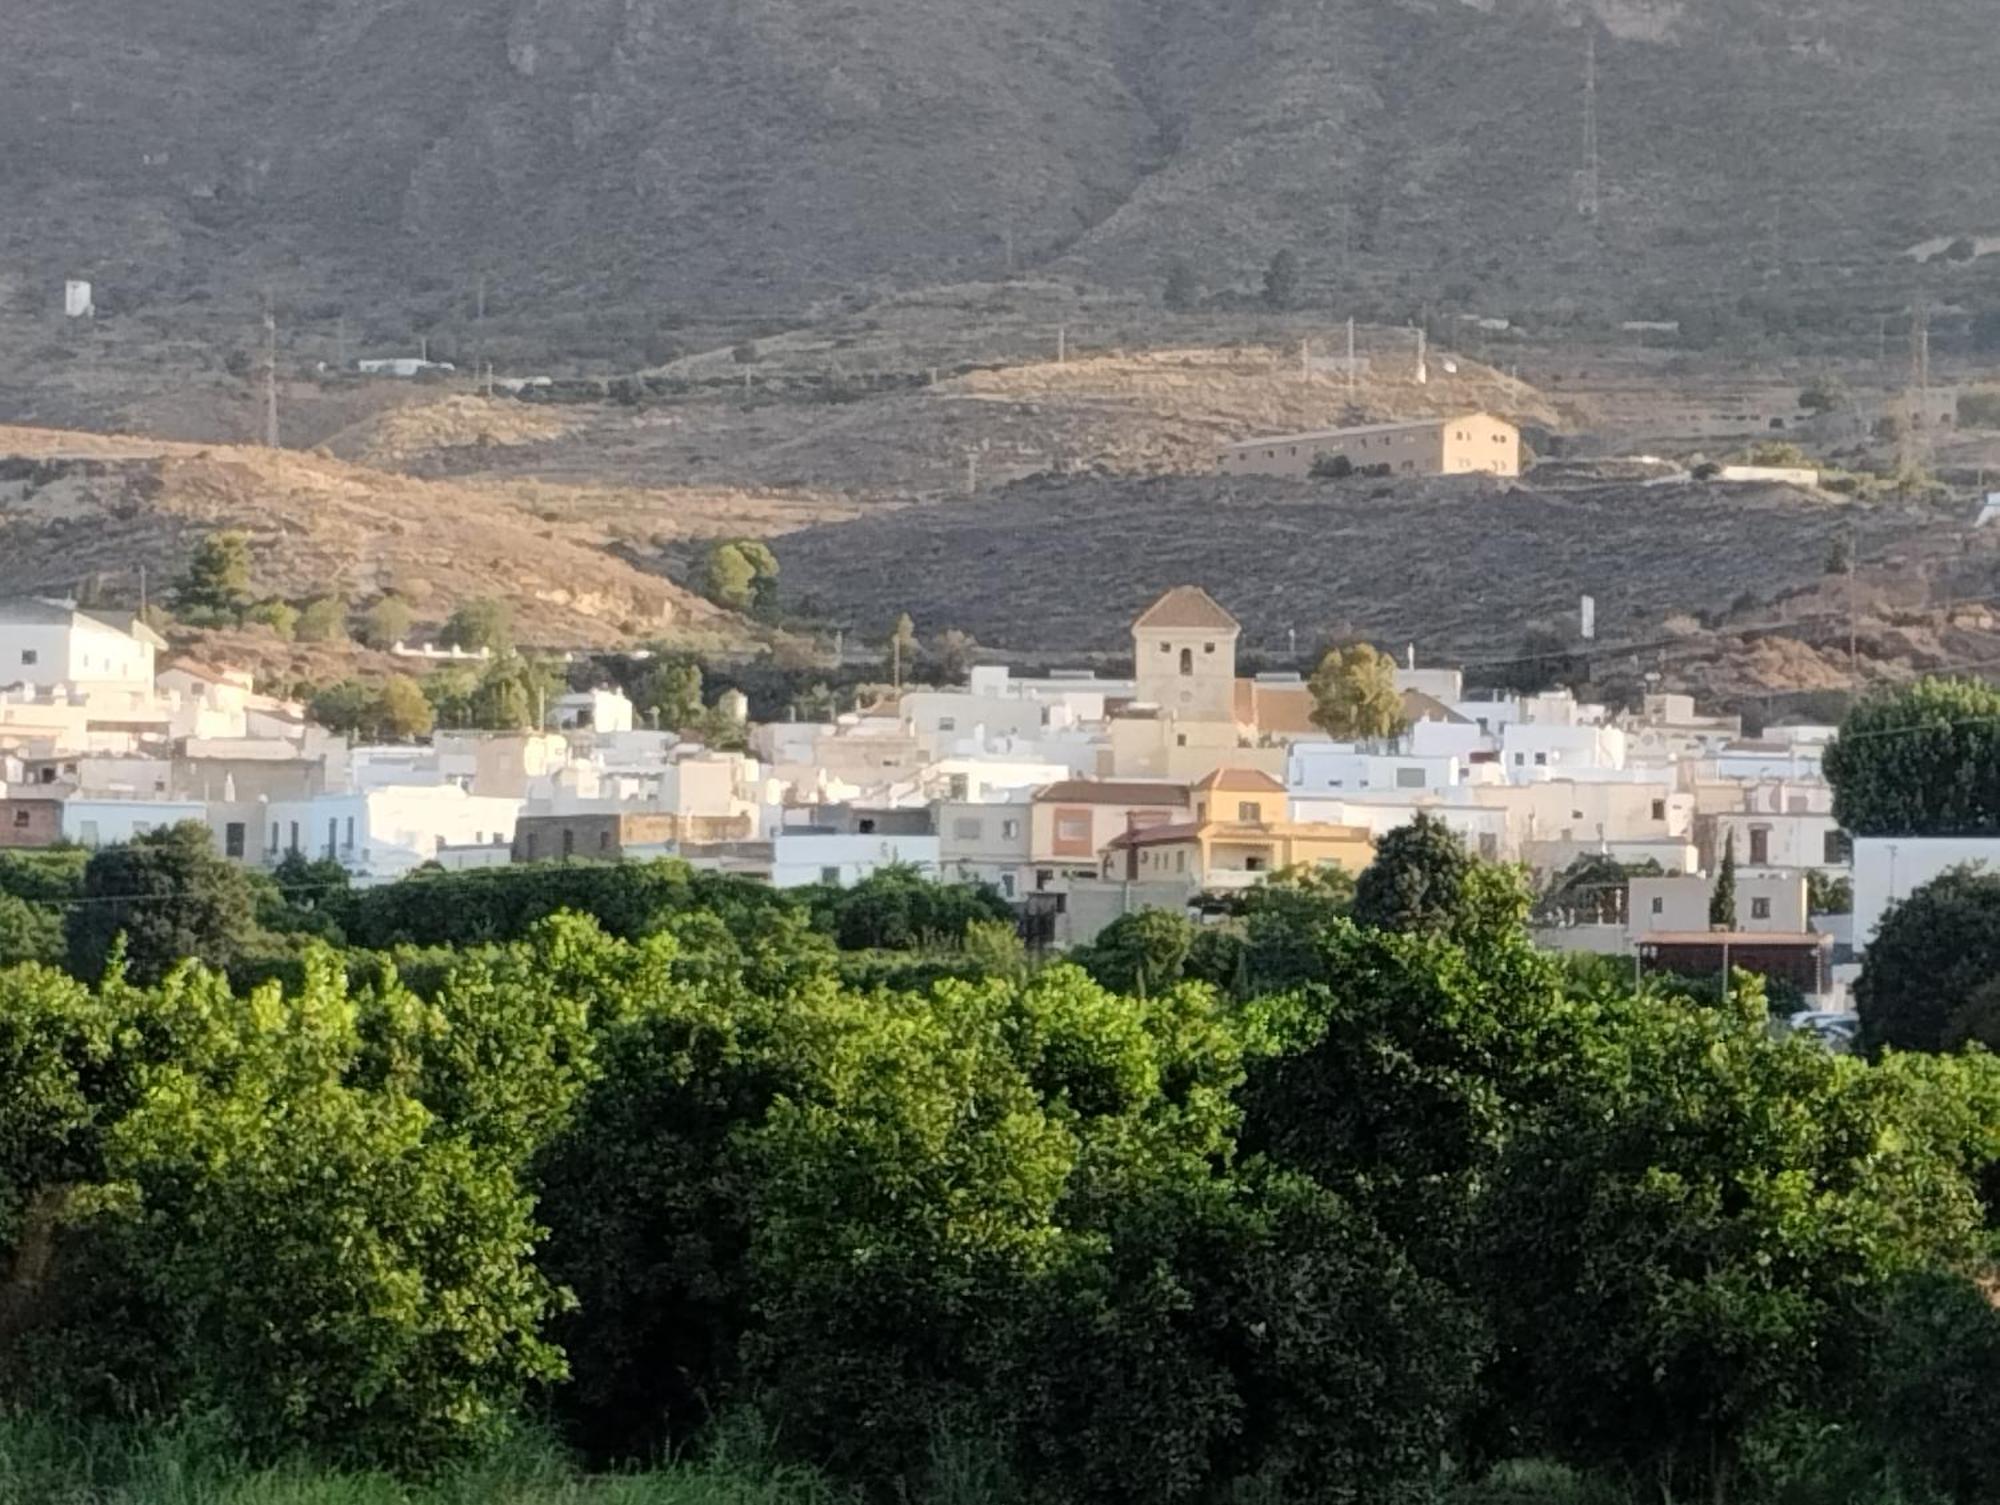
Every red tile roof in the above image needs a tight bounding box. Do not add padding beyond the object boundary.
[1133,586,1240,633]
[1195,767,1286,793]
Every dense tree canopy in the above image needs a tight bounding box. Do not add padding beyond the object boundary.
[1,836,1997,1503]
[1825,677,2000,835]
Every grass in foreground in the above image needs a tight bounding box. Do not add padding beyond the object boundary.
[0,1415,851,1505]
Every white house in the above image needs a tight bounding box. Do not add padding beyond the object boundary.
[938,799,1033,899]
[264,787,522,882]
[0,600,162,692]
[1500,722,1628,779]
[553,689,636,735]
[1286,743,1462,794]
[62,797,208,849]
[770,830,942,889]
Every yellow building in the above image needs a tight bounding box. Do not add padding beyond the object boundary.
[1216,411,1520,480]
[1103,769,1375,894]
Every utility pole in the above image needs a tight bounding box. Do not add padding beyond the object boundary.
[965,450,979,496]
[1578,28,1602,219]
[262,294,280,449]
[1056,324,1067,365]
[1847,517,1859,687]
[1347,317,1357,395]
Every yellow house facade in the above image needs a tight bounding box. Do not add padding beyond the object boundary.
[1104,769,1376,894]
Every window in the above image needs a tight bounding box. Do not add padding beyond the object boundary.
[938,717,956,733]
[269,823,279,852]
[1749,827,1770,866]
[1175,851,1186,873]
[1176,733,1188,747]
[224,822,245,858]
[1652,799,1667,821]
[1056,815,1091,844]
[526,833,541,859]
[19,650,35,666]
[1824,830,1851,865]
[858,818,877,834]
[599,831,612,852]
[8,808,27,829]
[1751,898,1771,921]
[288,821,301,853]
[999,873,1017,899]
[954,817,983,841]
[344,817,355,850]
[1512,753,1525,766]
[1534,752,1548,767]
[821,866,842,886]
[1237,800,1260,821]
[79,820,99,847]
[1396,767,1426,789]
[562,829,575,859]
[1244,856,1266,873]
[1001,818,1020,840]
[1179,648,1194,676]
[1204,642,1215,654]
[1159,642,1171,654]
[1651,896,1665,916]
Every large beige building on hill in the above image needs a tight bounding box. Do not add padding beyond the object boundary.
[1217,412,1520,480]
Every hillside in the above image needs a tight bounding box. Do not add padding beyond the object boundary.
[0,426,776,651]
[8,0,2000,333]
[774,472,1987,671]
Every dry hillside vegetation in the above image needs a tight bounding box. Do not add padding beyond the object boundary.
[380,327,1561,500]
[0,426,766,648]
[9,1,2000,326]
[775,472,1981,664]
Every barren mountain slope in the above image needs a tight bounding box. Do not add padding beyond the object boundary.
[0,427,762,648]
[7,0,1999,321]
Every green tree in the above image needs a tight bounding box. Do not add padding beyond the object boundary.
[1854,867,2000,1055]
[171,532,253,624]
[1307,643,1407,742]
[1351,813,1481,938]
[245,600,298,641]
[54,954,573,1464]
[307,679,377,738]
[64,824,258,985]
[1477,1002,2000,1500]
[378,674,435,740]
[1709,829,1737,928]
[0,891,65,967]
[442,597,513,655]
[1824,678,2000,836]
[638,657,704,730]
[701,543,758,612]
[1163,259,1200,313]
[1074,909,1195,996]
[358,595,413,651]
[1807,870,1852,915]
[1262,249,1301,311]
[293,594,348,644]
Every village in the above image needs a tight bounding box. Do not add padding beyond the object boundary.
[0,571,1932,1039]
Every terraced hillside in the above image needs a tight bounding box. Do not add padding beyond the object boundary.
[775,473,1981,667]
